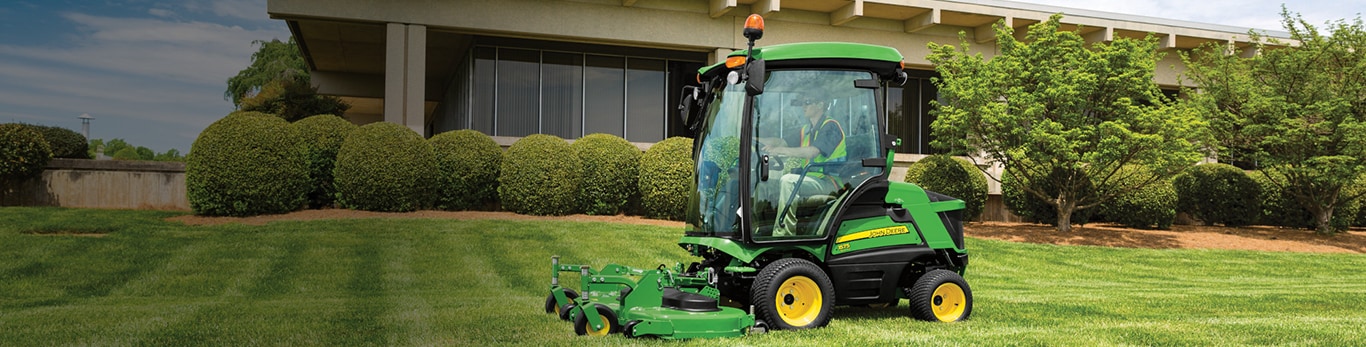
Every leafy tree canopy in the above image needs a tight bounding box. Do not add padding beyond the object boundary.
[226,38,349,122]
[1181,8,1366,233]
[927,14,1207,232]
[225,38,308,107]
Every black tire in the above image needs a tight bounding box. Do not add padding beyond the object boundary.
[573,303,620,336]
[558,303,577,321]
[750,258,835,330]
[907,269,973,322]
[543,288,579,316]
[623,320,642,338]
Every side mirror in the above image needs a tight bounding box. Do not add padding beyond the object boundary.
[678,85,698,129]
[745,59,765,96]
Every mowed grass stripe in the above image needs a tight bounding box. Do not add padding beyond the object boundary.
[1,207,1364,346]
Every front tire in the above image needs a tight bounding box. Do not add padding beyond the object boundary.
[544,288,579,317]
[908,269,972,322]
[573,303,620,336]
[751,258,835,330]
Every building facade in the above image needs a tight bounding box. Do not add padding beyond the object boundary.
[267,0,1282,153]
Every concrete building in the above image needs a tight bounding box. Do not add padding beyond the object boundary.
[266,0,1283,147]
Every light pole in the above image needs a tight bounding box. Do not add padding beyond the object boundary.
[78,113,93,139]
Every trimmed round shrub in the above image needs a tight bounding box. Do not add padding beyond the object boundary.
[499,134,581,216]
[639,137,694,221]
[333,122,437,212]
[112,147,140,160]
[1172,163,1260,226]
[294,114,357,208]
[186,111,309,216]
[1,123,52,184]
[903,155,988,221]
[572,134,642,215]
[430,129,502,211]
[30,125,89,159]
[1002,166,1095,226]
[1096,165,1177,229]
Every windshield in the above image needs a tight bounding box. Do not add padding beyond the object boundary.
[685,81,746,237]
[685,69,884,239]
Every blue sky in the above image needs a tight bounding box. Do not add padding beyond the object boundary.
[0,1,1359,154]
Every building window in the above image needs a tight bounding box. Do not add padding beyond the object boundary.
[442,40,704,142]
[887,70,943,154]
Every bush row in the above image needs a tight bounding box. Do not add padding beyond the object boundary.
[187,112,694,219]
[1002,162,1366,230]
[903,155,988,222]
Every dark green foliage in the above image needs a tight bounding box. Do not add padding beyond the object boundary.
[498,134,582,216]
[333,122,437,212]
[1096,165,1177,230]
[135,146,154,160]
[903,155,988,221]
[571,134,641,215]
[186,111,309,216]
[294,114,357,209]
[29,125,88,159]
[430,129,502,211]
[1251,170,1363,231]
[638,137,694,221]
[240,78,351,122]
[112,147,140,161]
[1172,163,1261,226]
[1002,166,1094,226]
[0,123,52,186]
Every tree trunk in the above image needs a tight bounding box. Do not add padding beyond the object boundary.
[1313,206,1336,234]
[1055,199,1076,233]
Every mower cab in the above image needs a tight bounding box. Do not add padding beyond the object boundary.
[546,14,972,339]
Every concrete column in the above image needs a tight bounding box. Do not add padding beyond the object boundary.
[405,24,426,135]
[385,23,428,136]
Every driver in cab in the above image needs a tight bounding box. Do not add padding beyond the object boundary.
[758,93,847,236]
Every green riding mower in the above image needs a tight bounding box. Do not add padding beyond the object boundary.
[545,14,972,339]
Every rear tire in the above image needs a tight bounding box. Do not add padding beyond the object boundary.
[751,258,835,330]
[907,269,972,322]
[573,303,620,336]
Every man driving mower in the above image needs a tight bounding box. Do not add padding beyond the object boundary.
[758,91,847,236]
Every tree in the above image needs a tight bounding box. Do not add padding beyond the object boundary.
[102,138,131,158]
[1181,8,1366,234]
[926,14,1206,232]
[154,149,184,162]
[226,38,349,122]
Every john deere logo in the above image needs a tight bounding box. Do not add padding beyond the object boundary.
[836,225,910,243]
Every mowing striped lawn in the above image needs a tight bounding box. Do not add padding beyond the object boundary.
[1,207,1363,346]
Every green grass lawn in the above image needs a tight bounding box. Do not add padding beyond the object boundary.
[1,207,1364,346]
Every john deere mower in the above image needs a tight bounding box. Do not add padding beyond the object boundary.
[545,14,971,339]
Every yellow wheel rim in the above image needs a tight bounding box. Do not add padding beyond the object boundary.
[931,283,967,322]
[774,275,823,327]
[586,313,612,337]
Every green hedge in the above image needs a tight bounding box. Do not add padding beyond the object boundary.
[30,125,89,159]
[1172,163,1260,227]
[498,134,582,216]
[430,129,502,211]
[1096,165,1177,229]
[294,114,357,208]
[0,124,52,185]
[1002,166,1095,226]
[903,155,988,221]
[572,134,641,215]
[333,122,437,212]
[639,137,694,221]
[186,112,309,216]
[1251,170,1364,231]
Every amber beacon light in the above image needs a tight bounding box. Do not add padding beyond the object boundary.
[743,14,764,41]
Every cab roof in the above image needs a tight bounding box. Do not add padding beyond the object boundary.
[699,42,904,77]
